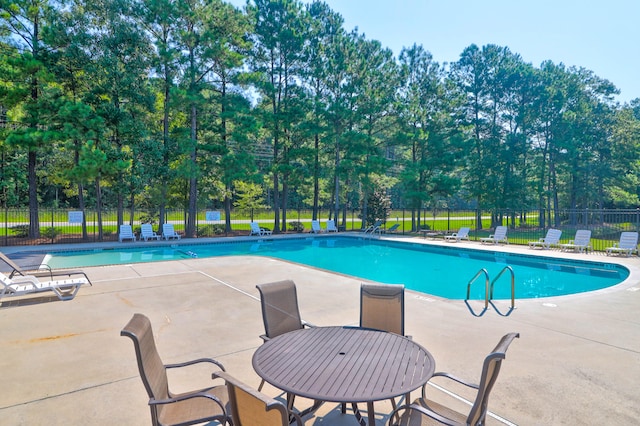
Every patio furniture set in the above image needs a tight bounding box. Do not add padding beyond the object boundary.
[121,280,520,425]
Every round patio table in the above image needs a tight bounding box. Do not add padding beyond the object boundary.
[252,326,435,425]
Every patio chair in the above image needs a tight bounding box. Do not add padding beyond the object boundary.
[606,231,639,257]
[382,223,401,234]
[162,223,181,240]
[214,371,305,426]
[310,220,323,233]
[119,224,136,242]
[444,227,470,242]
[140,224,161,241]
[560,230,592,253]
[250,221,272,236]
[360,282,406,337]
[388,332,520,426]
[325,219,339,232]
[120,313,228,426]
[1,271,91,301]
[528,228,562,249]
[0,251,92,284]
[256,280,314,390]
[480,225,509,245]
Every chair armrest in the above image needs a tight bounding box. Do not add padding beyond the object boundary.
[165,357,225,372]
[149,389,226,413]
[422,372,479,397]
[388,402,459,426]
[259,334,270,342]
[302,320,316,328]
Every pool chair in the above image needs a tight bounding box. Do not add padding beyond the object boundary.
[250,221,272,236]
[560,230,592,253]
[121,313,229,426]
[161,223,181,240]
[389,332,520,426]
[606,231,639,257]
[1,271,91,301]
[444,227,470,242]
[0,251,92,284]
[310,219,323,233]
[480,225,509,245]
[214,371,305,426]
[140,224,161,241]
[382,223,400,234]
[528,228,562,249]
[325,219,339,232]
[118,224,136,242]
[256,280,315,391]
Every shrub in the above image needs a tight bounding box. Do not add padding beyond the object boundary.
[288,221,305,232]
[10,225,29,238]
[42,227,60,240]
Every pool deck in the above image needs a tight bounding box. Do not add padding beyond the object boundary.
[1,234,640,425]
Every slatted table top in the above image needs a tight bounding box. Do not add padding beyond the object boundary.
[252,326,435,404]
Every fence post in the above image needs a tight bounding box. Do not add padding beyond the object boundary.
[51,208,55,244]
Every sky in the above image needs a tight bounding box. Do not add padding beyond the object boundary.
[229,0,640,104]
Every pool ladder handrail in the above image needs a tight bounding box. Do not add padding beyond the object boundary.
[466,266,515,311]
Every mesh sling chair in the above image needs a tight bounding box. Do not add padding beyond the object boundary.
[256,280,314,391]
[360,282,406,337]
[214,371,305,426]
[388,332,520,426]
[121,313,228,426]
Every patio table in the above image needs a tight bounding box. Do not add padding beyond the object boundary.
[252,326,435,425]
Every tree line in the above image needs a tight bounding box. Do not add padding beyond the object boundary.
[1,0,640,239]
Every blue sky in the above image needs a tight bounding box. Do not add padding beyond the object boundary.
[229,0,640,103]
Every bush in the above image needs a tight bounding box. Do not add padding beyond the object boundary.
[10,225,29,237]
[196,224,226,237]
[288,221,305,232]
[42,227,60,240]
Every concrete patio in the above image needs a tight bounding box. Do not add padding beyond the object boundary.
[1,235,639,425]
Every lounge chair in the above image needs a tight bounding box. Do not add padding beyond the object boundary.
[119,224,136,242]
[310,219,323,233]
[0,251,92,284]
[528,228,562,249]
[140,224,161,241]
[325,219,339,232]
[214,371,305,425]
[480,225,509,245]
[444,227,470,242]
[389,332,520,426]
[256,280,314,391]
[560,230,592,253]
[1,271,91,301]
[161,223,181,240]
[382,223,400,234]
[606,231,639,256]
[250,221,272,236]
[121,313,228,426]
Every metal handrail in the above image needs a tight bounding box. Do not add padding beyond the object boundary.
[490,265,515,309]
[466,268,490,310]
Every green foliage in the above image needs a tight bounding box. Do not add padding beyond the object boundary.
[42,226,59,239]
[288,221,305,232]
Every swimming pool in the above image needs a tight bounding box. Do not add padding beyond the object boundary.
[44,236,629,300]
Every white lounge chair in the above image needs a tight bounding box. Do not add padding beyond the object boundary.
[560,230,592,253]
[118,224,136,242]
[140,224,161,241]
[311,220,323,233]
[1,271,90,301]
[326,220,339,232]
[606,231,639,257]
[480,226,509,245]
[250,221,272,236]
[445,227,470,242]
[162,223,181,240]
[529,228,562,249]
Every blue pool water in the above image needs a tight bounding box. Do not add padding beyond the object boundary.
[44,237,628,299]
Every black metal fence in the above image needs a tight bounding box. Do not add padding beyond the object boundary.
[1,207,639,253]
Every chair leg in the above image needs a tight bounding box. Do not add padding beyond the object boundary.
[258,379,265,391]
